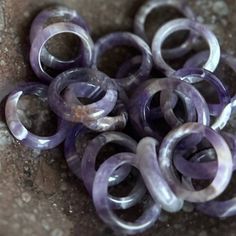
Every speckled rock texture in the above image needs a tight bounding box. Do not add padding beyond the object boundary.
[0,0,235,236]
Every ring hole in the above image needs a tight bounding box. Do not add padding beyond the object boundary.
[114,192,150,222]
[145,6,189,45]
[97,46,140,78]
[17,95,58,136]
[148,92,172,136]
[45,33,82,61]
[96,143,133,170]
[108,167,140,198]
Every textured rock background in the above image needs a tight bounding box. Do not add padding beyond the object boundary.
[0,0,235,235]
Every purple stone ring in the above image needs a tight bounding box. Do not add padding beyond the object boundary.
[92,152,161,235]
[30,6,90,70]
[5,83,70,150]
[159,123,233,203]
[81,131,147,210]
[152,18,220,78]
[48,68,118,123]
[92,32,152,90]
[134,0,197,59]
[30,22,94,83]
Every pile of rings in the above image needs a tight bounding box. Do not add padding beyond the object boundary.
[4,0,236,235]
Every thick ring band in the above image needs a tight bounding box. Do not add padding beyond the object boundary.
[30,6,89,70]
[48,68,118,123]
[93,152,161,235]
[134,0,197,59]
[92,32,152,90]
[159,123,233,202]
[30,22,93,83]
[152,19,220,78]
[5,83,70,150]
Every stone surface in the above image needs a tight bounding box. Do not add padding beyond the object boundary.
[0,0,236,235]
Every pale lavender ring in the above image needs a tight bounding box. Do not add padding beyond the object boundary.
[93,152,161,235]
[134,0,197,59]
[30,22,93,83]
[159,123,233,202]
[30,6,90,70]
[173,68,231,117]
[129,78,210,140]
[5,83,70,150]
[152,18,220,78]
[174,132,236,180]
[137,137,183,212]
[92,32,152,90]
[181,147,236,218]
[48,68,118,123]
[81,132,146,210]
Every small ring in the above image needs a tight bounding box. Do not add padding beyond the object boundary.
[30,6,90,70]
[174,132,236,180]
[159,123,233,202]
[93,152,161,235]
[81,131,147,209]
[137,137,183,212]
[5,83,70,150]
[30,22,94,83]
[48,68,118,123]
[152,18,220,77]
[92,32,152,90]
[134,0,197,59]
[129,78,210,140]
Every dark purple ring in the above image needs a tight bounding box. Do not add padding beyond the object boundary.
[30,22,94,83]
[81,131,146,210]
[93,152,161,235]
[92,32,152,90]
[48,68,118,123]
[134,0,197,59]
[129,78,210,141]
[152,18,220,78]
[159,123,233,202]
[5,83,70,150]
[30,6,90,70]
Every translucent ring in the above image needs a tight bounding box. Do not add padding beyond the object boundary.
[30,6,90,70]
[134,0,197,59]
[137,137,183,212]
[93,152,161,235]
[48,68,118,123]
[159,123,233,202]
[5,83,70,150]
[92,32,152,90]
[129,78,210,140]
[81,131,146,209]
[173,68,231,116]
[173,132,236,180]
[30,22,93,83]
[152,18,220,78]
